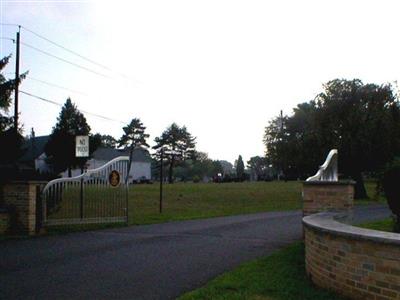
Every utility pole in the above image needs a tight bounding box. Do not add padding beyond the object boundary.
[278,110,283,181]
[14,26,21,132]
[159,148,164,213]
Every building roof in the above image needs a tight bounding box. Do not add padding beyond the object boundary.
[19,135,151,163]
[19,135,50,162]
[92,147,151,163]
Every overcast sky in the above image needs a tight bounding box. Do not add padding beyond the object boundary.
[1,0,400,164]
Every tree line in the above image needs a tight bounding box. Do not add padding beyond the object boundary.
[264,79,400,199]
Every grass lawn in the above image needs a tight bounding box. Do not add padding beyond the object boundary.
[129,181,303,225]
[358,217,395,233]
[128,180,382,225]
[178,242,345,300]
[43,181,383,234]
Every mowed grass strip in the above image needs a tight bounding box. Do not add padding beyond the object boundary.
[178,242,346,300]
[358,218,394,232]
[129,181,303,225]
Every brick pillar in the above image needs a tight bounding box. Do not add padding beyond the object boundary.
[302,181,355,217]
[1,181,47,235]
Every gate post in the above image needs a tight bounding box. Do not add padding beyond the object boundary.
[302,181,355,217]
[1,181,47,235]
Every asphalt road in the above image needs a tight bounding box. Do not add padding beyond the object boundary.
[0,205,391,300]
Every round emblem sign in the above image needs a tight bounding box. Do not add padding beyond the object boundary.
[109,170,120,187]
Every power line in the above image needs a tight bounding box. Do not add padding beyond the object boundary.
[0,37,15,42]
[21,42,112,78]
[20,25,114,73]
[20,90,127,125]
[25,76,88,96]
[1,23,140,84]
[0,23,19,27]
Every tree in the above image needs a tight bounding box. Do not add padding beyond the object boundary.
[247,156,268,180]
[153,123,196,183]
[0,55,27,175]
[169,151,224,182]
[264,79,400,198]
[118,118,150,150]
[93,134,117,148]
[235,155,245,181]
[118,118,150,177]
[45,98,93,176]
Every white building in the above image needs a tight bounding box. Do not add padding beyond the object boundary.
[61,147,152,182]
[19,136,152,182]
[85,147,151,182]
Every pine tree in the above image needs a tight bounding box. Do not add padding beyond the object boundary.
[118,118,150,150]
[118,118,150,177]
[45,98,92,176]
[153,123,196,183]
[236,155,245,181]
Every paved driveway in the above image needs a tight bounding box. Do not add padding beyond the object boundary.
[0,205,390,300]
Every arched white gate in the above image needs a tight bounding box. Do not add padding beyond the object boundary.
[42,156,130,226]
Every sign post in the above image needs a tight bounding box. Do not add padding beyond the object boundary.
[76,136,89,219]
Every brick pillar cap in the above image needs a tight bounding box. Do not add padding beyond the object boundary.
[303,180,355,186]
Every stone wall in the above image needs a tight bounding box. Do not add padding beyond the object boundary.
[304,212,400,300]
[302,181,354,217]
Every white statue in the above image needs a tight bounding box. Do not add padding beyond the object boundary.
[306,149,338,182]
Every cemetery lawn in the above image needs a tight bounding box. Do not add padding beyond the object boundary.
[178,242,345,300]
[46,180,382,234]
[128,180,381,225]
[129,181,302,225]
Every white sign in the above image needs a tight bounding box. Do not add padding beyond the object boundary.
[75,136,89,157]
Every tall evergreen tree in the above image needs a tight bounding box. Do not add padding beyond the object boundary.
[0,55,27,176]
[118,118,150,178]
[153,123,196,183]
[118,118,150,150]
[236,155,245,181]
[45,98,92,176]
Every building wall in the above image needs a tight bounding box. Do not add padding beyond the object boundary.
[129,161,151,181]
[34,153,50,173]
[59,159,151,180]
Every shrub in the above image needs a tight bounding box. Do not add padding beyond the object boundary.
[192,175,200,183]
[382,158,400,232]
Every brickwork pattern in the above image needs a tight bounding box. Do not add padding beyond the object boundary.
[1,182,45,235]
[303,182,354,216]
[305,226,400,300]
[0,212,10,234]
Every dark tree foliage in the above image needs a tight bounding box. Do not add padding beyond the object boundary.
[45,98,94,176]
[382,159,400,232]
[118,118,150,176]
[236,155,245,181]
[0,55,27,179]
[247,156,269,180]
[153,123,196,183]
[92,133,117,148]
[173,151,224,181]
[264,79,400,199]
[118,118,149,149]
